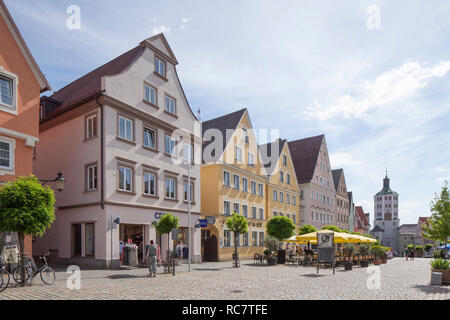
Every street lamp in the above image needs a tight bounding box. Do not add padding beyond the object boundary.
[39,171,65,192]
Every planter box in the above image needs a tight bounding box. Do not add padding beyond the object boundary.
[344,262,353,271]
[433,269,450,284]
[374,260,381,265]
[360,260,369,268]
[381,259,387,264]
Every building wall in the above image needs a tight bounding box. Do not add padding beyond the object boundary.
[0,7,44,255]
[201,112,267,261]
[298,139,336,229]
[335,173,349,231]
[266,143,300,232]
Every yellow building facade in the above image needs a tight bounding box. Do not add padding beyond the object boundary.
[201,109,268,261]
[261,139,301,234]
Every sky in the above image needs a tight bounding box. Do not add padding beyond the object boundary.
[5,0,450,224]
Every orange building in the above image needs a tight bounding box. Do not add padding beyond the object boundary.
[0,0,50,254]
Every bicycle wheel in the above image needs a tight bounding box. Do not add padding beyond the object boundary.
[40,267,55,285]
[13,267,31,283]
[0,270,10,292]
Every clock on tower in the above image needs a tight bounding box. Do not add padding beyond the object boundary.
[384,212,391,221]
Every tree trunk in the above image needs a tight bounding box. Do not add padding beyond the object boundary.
[17,233,26,286]
[234,233,238,267]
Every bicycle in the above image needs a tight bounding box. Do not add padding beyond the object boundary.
[13,252,56,285]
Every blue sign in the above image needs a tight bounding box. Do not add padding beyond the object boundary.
[155,212,163,219]
[198,219,208,228]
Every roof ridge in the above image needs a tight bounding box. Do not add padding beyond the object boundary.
[202,108,247,124]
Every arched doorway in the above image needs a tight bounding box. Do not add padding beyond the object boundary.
[203,235,218,262]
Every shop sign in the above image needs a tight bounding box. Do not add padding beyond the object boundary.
[206,216,216,224]
[198,219,208,228]
[155,212,164,219]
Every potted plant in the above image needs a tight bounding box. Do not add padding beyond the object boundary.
[359,244,369,267]
[343,245,354,270]
[431,258,450,284]
[415,246,423,258]
[371,245,384,265]
[264,236,279,265]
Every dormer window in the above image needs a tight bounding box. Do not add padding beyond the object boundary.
[155,57,166,77]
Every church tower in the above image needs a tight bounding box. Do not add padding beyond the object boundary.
[371,171,400,252]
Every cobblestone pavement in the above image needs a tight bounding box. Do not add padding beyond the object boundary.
[0,258,448,300]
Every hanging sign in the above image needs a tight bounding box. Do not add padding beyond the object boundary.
[198,219,208,228]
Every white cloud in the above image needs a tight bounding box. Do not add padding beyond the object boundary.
[152,25,171,35]
[305,60,450,120]
[436,166,448,172]
[179,17,192,30]
[436,177,450,183]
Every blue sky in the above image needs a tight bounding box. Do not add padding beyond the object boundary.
[6,0,450,224]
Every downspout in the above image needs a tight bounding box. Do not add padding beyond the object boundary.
[95,91,106,209]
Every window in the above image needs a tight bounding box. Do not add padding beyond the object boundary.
[286,194,290,204]
[242,204,248,217]
[183,143,193,162]
[233,175,240,190]
[258,183,264,196]
[155,57,165,77]
[251,181,256,194]
[280,171,284,183]
[252,231,258,246]
[233,203,240,214]
[184,181,193,202]
[242,127,248,142]
[252,207,257,219]
[242,177,248,192]
[0,138,13,170]
[235,234,240,247]
[143,127,156,149]
[300,190,304,200]
[86,114,97,139]
[144,84,157,105]
[243,233,249,246]
[86,164,97,191]
[248,152,254,166]
[259,208,264,220]
[287,174,291,185]
[273,210,278,217]
[144,172,156,196]
[165,95,176,115]
[224,230,231,247]
[165,135,175,155]
[280,192,284,203]
[118,166,132,192]
[259,232,264,246]
[311,211,314,220]
[223,171,231,187]
[0,75,14,109]
[293,196,296,206]
[118,116,133,141]
[235,146,242,163]
[165,177,176,199]
[273,190,278,201]
[283,154,287,166]
[223,201,231,215]
[292,215,296,224]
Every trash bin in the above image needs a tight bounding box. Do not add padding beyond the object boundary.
[277,249,286,264]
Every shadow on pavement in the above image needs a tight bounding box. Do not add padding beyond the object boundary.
[413,284,449,294]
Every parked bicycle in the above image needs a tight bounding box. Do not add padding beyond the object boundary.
[0,258,9,292]
[13,252,55,285]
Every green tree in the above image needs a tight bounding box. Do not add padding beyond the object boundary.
[422,181,450,261]
[225,212,248,266]
[266,216,295,242]
[0,176,55,285]
[322,225,342,232]
[152,213,179,257]
[298,224,317,235]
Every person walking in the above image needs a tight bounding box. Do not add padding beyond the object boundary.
[146,240,158,277]
[410,248,415,261]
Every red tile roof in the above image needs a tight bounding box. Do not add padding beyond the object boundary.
[41,45,145,122]
[288,134,324,184]
[355,206,369,229]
